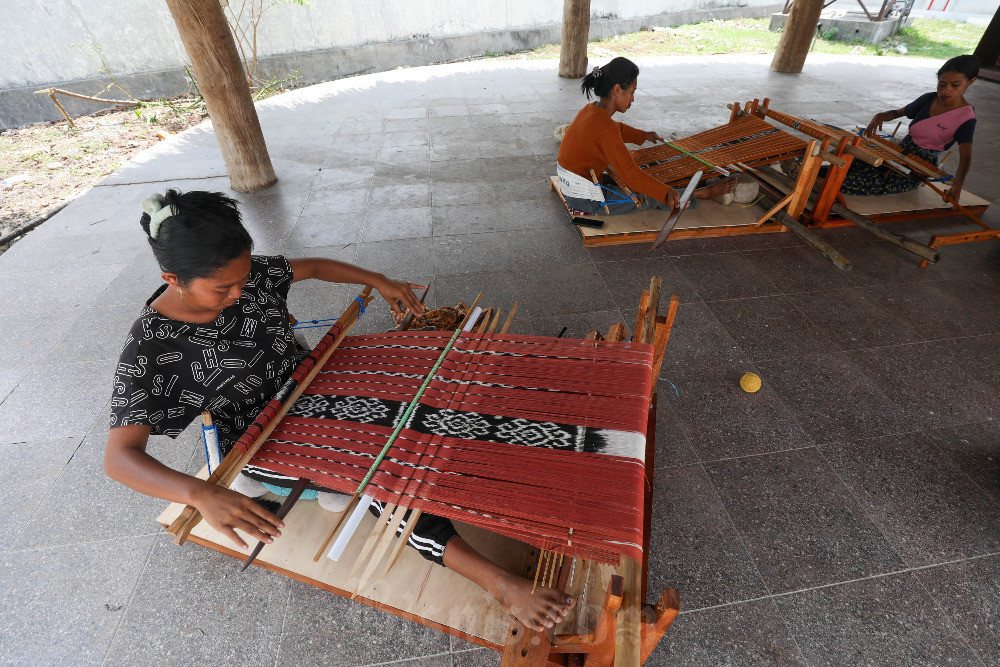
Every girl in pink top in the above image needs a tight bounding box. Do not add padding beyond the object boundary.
[844,55,979,200]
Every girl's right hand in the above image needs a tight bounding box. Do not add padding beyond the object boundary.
[193,482,284,550]
[864,112,886,138]
[665,187,680,210]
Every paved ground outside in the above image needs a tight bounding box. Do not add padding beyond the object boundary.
[1,54,999,665]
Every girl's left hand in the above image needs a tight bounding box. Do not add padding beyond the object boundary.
[645,131,664,144]
[375,278,427,318]
[944,182,963,204]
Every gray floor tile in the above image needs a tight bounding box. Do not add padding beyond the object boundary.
[0,359,113,443]
[670,251,781,302]
[1,263,126,314]
[370,183,432,209]
[289,214,365,247]
[863,280,997,340]
[301,187,370,216]
[755,352,912,444]
[357,237,438,279]
[452,648,497,666]
[925,421,1000,502]
[0,437,79,551]
[274,579,450,667]
[742,245,854,294]
[56,303,143,363]
[648,465,769,611]
[13,425,196,550]
[650,390,699,468]
[657,301,748,371]
[363,207,433,242]
[104,535,289,667]
[432,233,517,275]
[663,361,812,461]
[432,203,504,236]
[0,309,78,368]
[0,535,155,665]
[650,599,806,666]
[785,286,923,350]
[774,573,981,666]
[848,341,1000,430]
[915,555,1000,665]
[0,364,29,406]
[494,198,568,231]
[840,240,941,287]
[99,259,165,307]
[708,295,836,362]
[432,181,495,207]
[509,262,615,318]
[705,448,904,593]
[822,432,1000,567]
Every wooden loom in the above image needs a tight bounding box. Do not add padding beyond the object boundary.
[740,98,998,266]
[555,100,992,263]
[159,279,681,666]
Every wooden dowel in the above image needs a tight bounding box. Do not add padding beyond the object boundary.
[590,169,611,214]
[755,193,793,226]
[168,287,373,544]
[499,302,518,334]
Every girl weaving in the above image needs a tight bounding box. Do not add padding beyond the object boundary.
[104,189,575,632]
[557,56,735,215]
[844,54,979,200]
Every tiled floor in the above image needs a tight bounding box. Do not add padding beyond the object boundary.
[2,54,998,665]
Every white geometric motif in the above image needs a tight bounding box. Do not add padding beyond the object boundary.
[495,418,575,449]
[421,409,492,440]
[328,395,390,423]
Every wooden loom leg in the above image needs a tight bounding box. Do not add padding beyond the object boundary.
[812,136,854,223]
[639,588,681,662]
[583,576,625,667]
[787,140,822,221]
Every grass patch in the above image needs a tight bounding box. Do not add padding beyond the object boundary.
[487,17,985,62]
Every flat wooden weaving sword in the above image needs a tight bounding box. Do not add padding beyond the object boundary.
[241,476,311,571]
[651,170,702,250]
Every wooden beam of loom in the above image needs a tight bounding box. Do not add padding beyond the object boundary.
[160,283,677,664]
[166,286,373,544]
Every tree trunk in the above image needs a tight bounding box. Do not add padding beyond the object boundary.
[559,0,591,79]
[165,0,277,191]
[771,0,824,74]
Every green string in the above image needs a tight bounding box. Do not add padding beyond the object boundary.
[354,326,464,495]
[665,141,726,173]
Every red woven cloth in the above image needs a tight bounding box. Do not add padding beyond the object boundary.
[242,330,653,564]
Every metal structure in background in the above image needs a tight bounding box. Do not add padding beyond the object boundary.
[783,0,915,21]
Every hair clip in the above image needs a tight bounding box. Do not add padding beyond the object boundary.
[141,193,179,240]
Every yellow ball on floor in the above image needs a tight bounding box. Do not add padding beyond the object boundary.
[740,372,762,393]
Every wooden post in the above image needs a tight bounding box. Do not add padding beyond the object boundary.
[771,0,824,73]
[559,0,592,78]
[164,0,277,192]
[973,7,1000,68]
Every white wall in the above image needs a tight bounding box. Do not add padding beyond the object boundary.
[0,0,777,90]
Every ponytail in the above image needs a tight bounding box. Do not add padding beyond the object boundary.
[580,57,640,100]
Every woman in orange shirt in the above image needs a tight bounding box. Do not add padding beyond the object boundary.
[557,57,733,215]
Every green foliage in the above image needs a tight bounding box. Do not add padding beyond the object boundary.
[484,17,984,62]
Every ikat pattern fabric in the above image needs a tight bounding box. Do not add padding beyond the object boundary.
[110,255,305,449]
[284,393,644,457]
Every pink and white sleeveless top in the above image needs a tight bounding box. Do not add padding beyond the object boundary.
[909,105,976,152]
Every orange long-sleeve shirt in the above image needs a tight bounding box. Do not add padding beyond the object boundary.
[556,103,671,204]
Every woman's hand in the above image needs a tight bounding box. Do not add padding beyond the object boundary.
[664,186,680,210]
[645,131,664,144]
[864,112,887,138]
[193,482,284,550]
[374,278,427,319]
[944,180,963,204]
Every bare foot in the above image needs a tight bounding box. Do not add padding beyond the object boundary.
[495,572,576,632]
[695,175,737,200]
